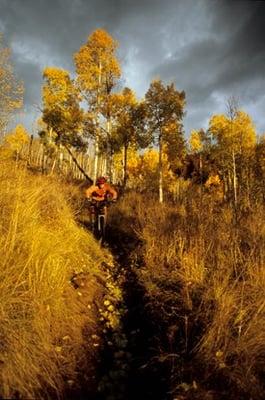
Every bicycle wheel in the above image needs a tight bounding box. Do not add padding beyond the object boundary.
[98,214,106,241]
[90,211,96,233]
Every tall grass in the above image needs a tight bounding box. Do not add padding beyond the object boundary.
[109,190,265,398]
[0,160,109,399]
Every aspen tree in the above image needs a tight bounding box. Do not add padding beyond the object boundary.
[2,124,29,162]
[41,67,92,179]
[109,88,148,187]
[74,29,121,182]
[0,35,23,135]
[209,103,256,205]
[145,80,185,203]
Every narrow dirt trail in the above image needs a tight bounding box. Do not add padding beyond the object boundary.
[100,225,172,400]
[71,211,171,399]
[75,207,237,400]
[74,201,255,400]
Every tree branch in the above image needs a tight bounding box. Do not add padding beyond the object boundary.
[63,144,93,184]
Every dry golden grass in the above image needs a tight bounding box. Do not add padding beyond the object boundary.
[0,159,111,399]
[110,190,265,398]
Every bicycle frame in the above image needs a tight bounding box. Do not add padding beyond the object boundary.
[89,201,108,240]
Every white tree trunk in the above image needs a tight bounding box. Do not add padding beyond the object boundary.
[232,149,237,206]
[159,133,163,203]
[93,61,102,183]
[93,134,99,183]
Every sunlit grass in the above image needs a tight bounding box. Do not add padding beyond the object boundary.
[0,160,109,399]
[110,190,265,398]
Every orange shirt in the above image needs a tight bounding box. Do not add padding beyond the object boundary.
[85,183,117,201]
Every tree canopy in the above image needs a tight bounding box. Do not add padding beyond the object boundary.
[0,35,23,135]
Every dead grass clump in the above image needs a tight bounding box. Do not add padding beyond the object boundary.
[0,160,110,399]
[111,190,265,398]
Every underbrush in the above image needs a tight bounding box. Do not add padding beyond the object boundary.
[0,160,112,399]
[109,190,265,399]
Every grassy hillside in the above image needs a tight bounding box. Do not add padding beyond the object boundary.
[0,160,112,399]
[109,190,265,399]
[1,155,264,399]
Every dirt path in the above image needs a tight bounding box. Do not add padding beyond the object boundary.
[75,211,238,400]
[98,226,172,400]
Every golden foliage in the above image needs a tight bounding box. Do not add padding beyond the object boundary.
[42,67,83,145]
[209,110,256,154]
[43,67,75,107]
[189,129,203,153]
[205,173,221,187]
[2,124,29,155]
[124,148,179,194]
[0,35,23,134]
[74,29,121,97]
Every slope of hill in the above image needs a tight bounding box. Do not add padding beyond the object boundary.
[0,160,113,399]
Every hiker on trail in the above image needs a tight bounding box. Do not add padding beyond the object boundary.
[85,176,117,202]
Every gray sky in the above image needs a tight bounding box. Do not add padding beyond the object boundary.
[1,0,265,137]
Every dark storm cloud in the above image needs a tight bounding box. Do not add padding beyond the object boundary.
[16,60,42,108]
[200,0,265,94]
[149,1,265,132]
[1,0,264,134]
[0,0,183,120]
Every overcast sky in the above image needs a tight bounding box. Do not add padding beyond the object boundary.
[1,0,265,137]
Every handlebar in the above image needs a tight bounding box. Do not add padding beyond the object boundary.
[86,198,116,206]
